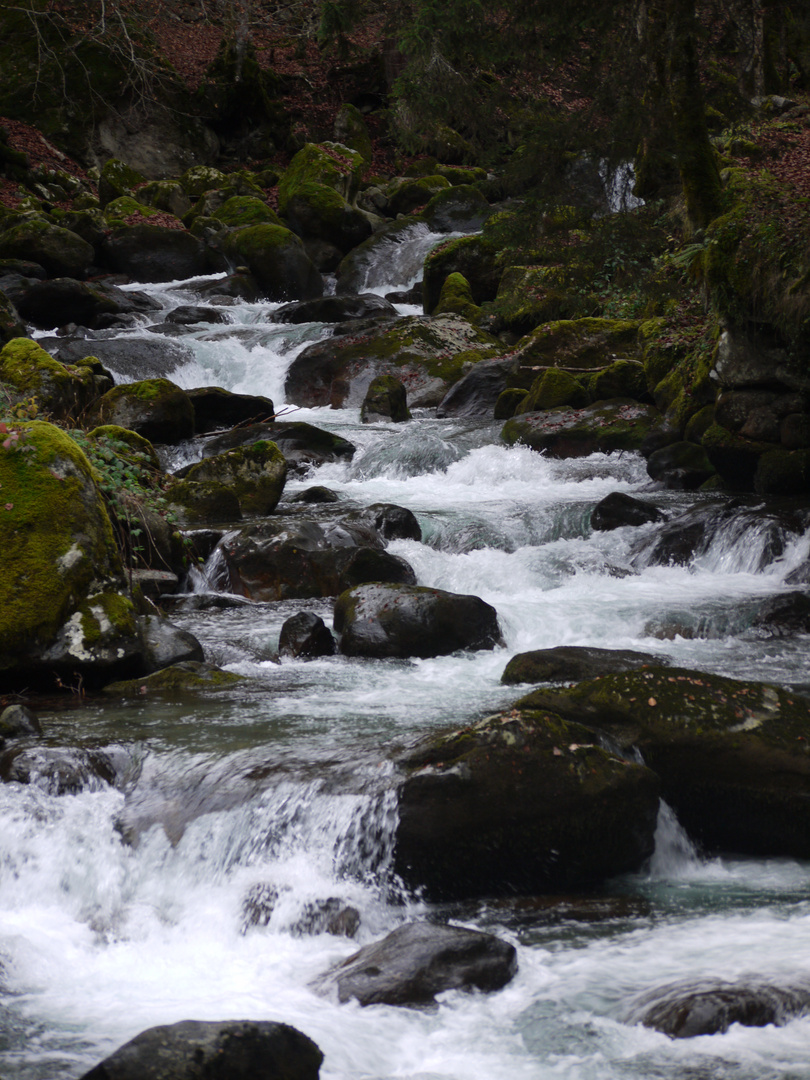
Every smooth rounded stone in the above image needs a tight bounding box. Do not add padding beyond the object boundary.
[591,492,667,531]
[289,486,340,504]
[436,356,522,419]
[0,337,111,420]
[0,704,42,739]
[501,645,666,685]
[279,612,336,659]
[494,387,528,419]
[196,269,262,302]
[0,745,130,794]
[646,440,716,490]
[181,440,287,517]
[165,478,243,526]
[202,421,355,473]
[334,583,502,659]
[360,374,410,423]
[290,898,360,938]
[516,368,589,414]
[0,219,95,279]
[15,278,122,330]
[78,1019,323,1080]
[516,665,810,858]
[220,223,323,302]
[750,591,810,636]
[128,569,180,603]
[345,503,422,542]
[625,978,810,1038]
[274,293,397,324]
[313,921,517,1006]
[48,334,195,382]
[165,303,229,325]
[187,387,276,433]
[102,224,208,283]
[102,661,244,697]
[139,615,205,672]
[223,520,416,602]
[89,379,195,445]
[421,184,492,233]
[393,709,660,899]
[502,400,664,458]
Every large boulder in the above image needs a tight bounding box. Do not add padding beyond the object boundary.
[0,337,111,419]
[102,223,208,282]
[220,223,323,301]
[436,354,528,419]
[47,335,193,383]
[0,422,142,688]
[221,519,416,601]
[512,317,643,370]
[360,374,410,422]
[0,288,27,343]
[502,400,664,458]
[421,184,492,233]
[517,666,810,858]
[0,218,94,278]
[274,293,397,325]
[501,645,666,685]
[591,492,667,531]
[313,922,517,1006]
[393,708,661,899]
[178,440,287,517]
[89,379,195,445]
[279,612,336,659]
[335,219,430,295]
[15,278,127,330]
[201,420,355,473]
[285,314,500,409]
[333,583,502,658]
[78,1019,323,1080]
[187,387,276,433]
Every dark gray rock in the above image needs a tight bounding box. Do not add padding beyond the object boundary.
[290,898,360,938]
[361,374,410,423]
[436,356,519,419]
[646,441,716,490]
[139,615,205,672]
[289,486,340,504]
[0,704,42,739]
[751,591,810,637]
[279,612,336,659]
[48,335,195,382]
[165,304,229,325]
[78,1019,323,1080]
[313,921,517,1006]
[102,224,209,283]
[591,492,666,531]
[334,583,501,659]
[345,503,422,542]
[501,645,666,685]
[1,745,130,795]
[202,421,355,473]
[274,293,397,324]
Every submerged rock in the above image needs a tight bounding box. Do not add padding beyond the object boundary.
[313,921,517,1006]
[591,492,666,531]
[334,583,502,659]
[393,708,660,899]
[78,1019,323,1080]
[290,898,360,938]
[102,661,244,697]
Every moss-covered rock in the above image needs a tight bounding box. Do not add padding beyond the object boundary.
[503,399,663,457]
[701,421,772,491]
[164,478,242,526]
[135,180,192,219]
[432,271,482,324]
[753,448,810,496]
[487,265,593,335]
[0,289,27,344]
[515,666,810,858]
[513,317,643,371]
[220,223,323,302]
[0,219,94,279]
[102,660,244,696]
[422,234,500,313]
[280,179,372,254]
[279,142,365,209]
[180,440,287,517]
[360,374,410,423]
[212,196,282,229]
[179,165,229,198]
[646,440,717,490]
[333,104,374,165]
[501,645,665,685]
[588,360,648,402]
[89,379,195,445]
[420,185,491,234]
[392,707,660,899]
[102,222,208,283]
[0,337,107,419]
[388,175,451,217]
[285,313,501,409]
[493,387,528,419]
[98,159,147,208]
[516,368,589,414]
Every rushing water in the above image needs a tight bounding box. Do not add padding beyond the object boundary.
[3,234,810,1079]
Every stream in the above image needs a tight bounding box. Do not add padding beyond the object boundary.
[2,228,810,1079]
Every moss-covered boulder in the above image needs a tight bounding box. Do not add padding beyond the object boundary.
[164,478,242,526]
[516,368,589,414]
[102,223,208,283]
[179,440,287,517]
[588,360,648,402]
[494,387,528,419]
[0,421,143,687]
[501,645,666,685]
[88,379,195,445]
[753,447,810,496]
[392,708,660,899]
[186,386,276,434]
[98,159,147,208]
[279,142,365,207]
[422,234,500,313]
[285,313,501,409]
[360,374,410,423]
[516,666,810,859]
[0,289,27,344]
[487,265,593,336]
[102,660,244,697]
[200,420,355,473]
[220,223,323,301]
[333,104,374,165]
[0,219,94,279]
[277,143,370,252]
[646,440,717,490]
[0,337,110,419]
[15,278,123,330]
[432,272,482,323]
[179,165,229,198]
[512,317,643,371]
[135,180,192,219]
[212,196,283,229]
[421,185,492,234]
[701,422,772,491]
[334,582,502,659]
[502,400,664,458]
[389,175,451,217]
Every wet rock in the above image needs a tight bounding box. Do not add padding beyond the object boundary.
[591,492,666,531]
[345,503,422,542]
[179,440,287,517]
[128,569,181,603]
[502,400,664,458]
[15,278,123,330]
[165,304,229,325]
[516,368,589,414]
[421,185,492,233]
[289,486,340,504]
[202,421,355,473]
[335,583,501,659]
[88,379,195,445]
[646,441,716,490]
[223,520,416,602]
[274,293,396,324]
[501,645,665,685]
[138,615,205,671]
[102,661,244,697]
[361,374,410,423]
[219,223,323,302]
[750,592,810,636]
[393,709,660,899]
[241,882,279,930]
[516,665,810,858]
[0,219,94,278]
[336,219,428,295]
[164,478,243,526]
[626,978,810,1038]
[290,898,360,938]
[0,745,130,794]
[279,612,336,659]
[78,1019,323,1080]
[0,705,42,739]
[436,355,523,419]
[0,337,111,420]
[102,223,208,283]
[48,334,194,382]
[313,921,517,1006]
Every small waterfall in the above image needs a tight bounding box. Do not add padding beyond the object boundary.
[648,801,702,877]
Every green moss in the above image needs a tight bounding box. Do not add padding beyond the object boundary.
[79,591,137,645]
[278,142,364,214]
[102,660,244,696]
[494,388,528,420]
[102,196,161,227]
[433,272,482,323]
[180,166,229,197]
[518,368,588,414]
[86,425,160,470]
[212,196,282,229]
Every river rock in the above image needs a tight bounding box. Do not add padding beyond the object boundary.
[0,288,27,343]
[78,1019,323,1080]
[512,317,643,371]
[1,744,131,794]
[279,612,336,659]
[421,184,493,233]
[201,420,355,473]
[591,492,667,531]
[336,218,429,295]
[344,503,422,542]
[360,374,410,422]
[15,278,124,330]
[0,219,95,278]
[645,440,716,489]
[0,704,41,739]
[285,313,500,409]
[393,709,660,899]
[138,615,205,671]
[102,223,208,282]
[102,661,244,697]
[712,321,810,393]
[48,334,194,382]
[502,400,664,458]
[274,293,397,324]
[0,337,112,420]
[179,440,287,517]
[334,583,502,658]
[290,898,360,938]
[222,520,416,601]
[187,387,276,433]
[626,978,810,1038]
[436,355,525,419]
[220,223,323,302]
[501,645,666,685]
[313,921,517,1006]
[89,379,195,444]
[750,591,810,636]
[516,665,810,858]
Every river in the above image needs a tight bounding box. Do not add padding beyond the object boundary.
[1,229,810,1079]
